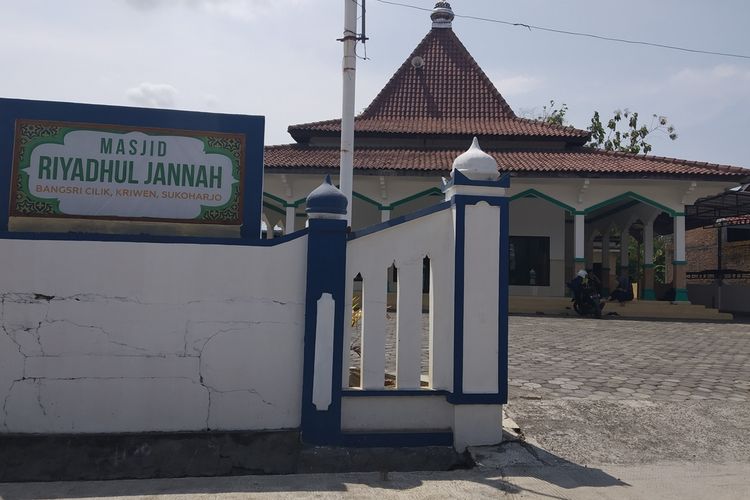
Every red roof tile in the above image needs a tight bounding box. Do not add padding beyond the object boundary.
[716,215,750,226]
[288,28,588,142]
[264,144,750,179]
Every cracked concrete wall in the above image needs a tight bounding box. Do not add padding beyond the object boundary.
[0,236,307,434]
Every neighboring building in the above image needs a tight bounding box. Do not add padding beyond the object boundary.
[262,2,750,302]
[687,220,750,281]
[686,184,750,286]
[686,208,750,312]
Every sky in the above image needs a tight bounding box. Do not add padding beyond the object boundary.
[1,0,749,168]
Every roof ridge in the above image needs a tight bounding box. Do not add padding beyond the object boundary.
[504,115,590,136]
[583,147,750,171]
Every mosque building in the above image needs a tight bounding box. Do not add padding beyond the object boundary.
[262,2,749,303]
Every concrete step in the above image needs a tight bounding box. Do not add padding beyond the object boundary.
[509,296,733,321]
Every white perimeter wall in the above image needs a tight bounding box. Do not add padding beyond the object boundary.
[509,198,566,296]
[0,237,307,434]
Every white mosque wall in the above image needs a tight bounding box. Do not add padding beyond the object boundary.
[0,237,307,434]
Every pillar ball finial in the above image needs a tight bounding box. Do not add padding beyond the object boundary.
[306,174,348,218]
[431,1,454,28]
[451,137,500,181]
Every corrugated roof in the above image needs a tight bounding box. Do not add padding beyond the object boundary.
[264,144,750,179]
[288,28,589,142]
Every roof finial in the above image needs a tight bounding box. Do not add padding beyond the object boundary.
[431,2,454,29]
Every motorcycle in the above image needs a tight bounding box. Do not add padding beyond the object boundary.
[567,273,605,318]
[572,284,604,318]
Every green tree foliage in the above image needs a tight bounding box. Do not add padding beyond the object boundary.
[536,102,678,155]
[628,232,669,284]
[538,100,568,126]
[588,109,677,155]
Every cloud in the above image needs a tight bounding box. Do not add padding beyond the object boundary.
[491,74,543,96]
[669,64,750,90]
[124,0,310,21]
[126,83,178,108]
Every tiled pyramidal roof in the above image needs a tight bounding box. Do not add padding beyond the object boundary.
[271,5,749,180]
[288,27,589,142]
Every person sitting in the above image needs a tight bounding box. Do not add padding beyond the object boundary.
[609,273,634,304]
[568,269,589,302]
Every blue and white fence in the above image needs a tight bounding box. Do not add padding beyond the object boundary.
[299,141,510,450]
[0,119,508,450]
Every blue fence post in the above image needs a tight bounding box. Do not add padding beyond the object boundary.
[300,176,348,445]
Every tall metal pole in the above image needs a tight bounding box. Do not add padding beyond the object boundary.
[340,0,358,226]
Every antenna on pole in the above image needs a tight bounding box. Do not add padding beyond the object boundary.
[361,0,367,44]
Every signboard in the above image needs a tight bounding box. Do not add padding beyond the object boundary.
[0,99,264,238]
[12,120,243,224]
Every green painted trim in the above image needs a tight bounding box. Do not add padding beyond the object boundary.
[672,260,687,266]
[352,191,384,209]
[674,212,685,217]
[509,189,576,213]
[262,201,285,215]
[674,288,689,302]
[263,191,287,205]
[268,186,445,212]
[642,289,657,300]
[574,258,586,263]
[388,187,443,210]
[263,191,306,209]
[574,211,586,216]
[583,191,677,216]
[586,200,639,224]
[643,263,656,269]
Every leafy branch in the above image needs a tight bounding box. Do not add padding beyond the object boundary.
[534,101,678,155]
[587,109,677,155]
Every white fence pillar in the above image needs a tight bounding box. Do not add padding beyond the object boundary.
[443,138,507,450]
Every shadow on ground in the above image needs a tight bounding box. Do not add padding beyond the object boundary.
[0,436,627,500]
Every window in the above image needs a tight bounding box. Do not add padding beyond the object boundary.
[509,236,550,286]
[727,228,750,242]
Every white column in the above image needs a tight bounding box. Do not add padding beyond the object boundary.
[380,209,391,223]
[673,213,689,302]
[674,215,686,262]
[285,206,295,235]
[574,213,585,269]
